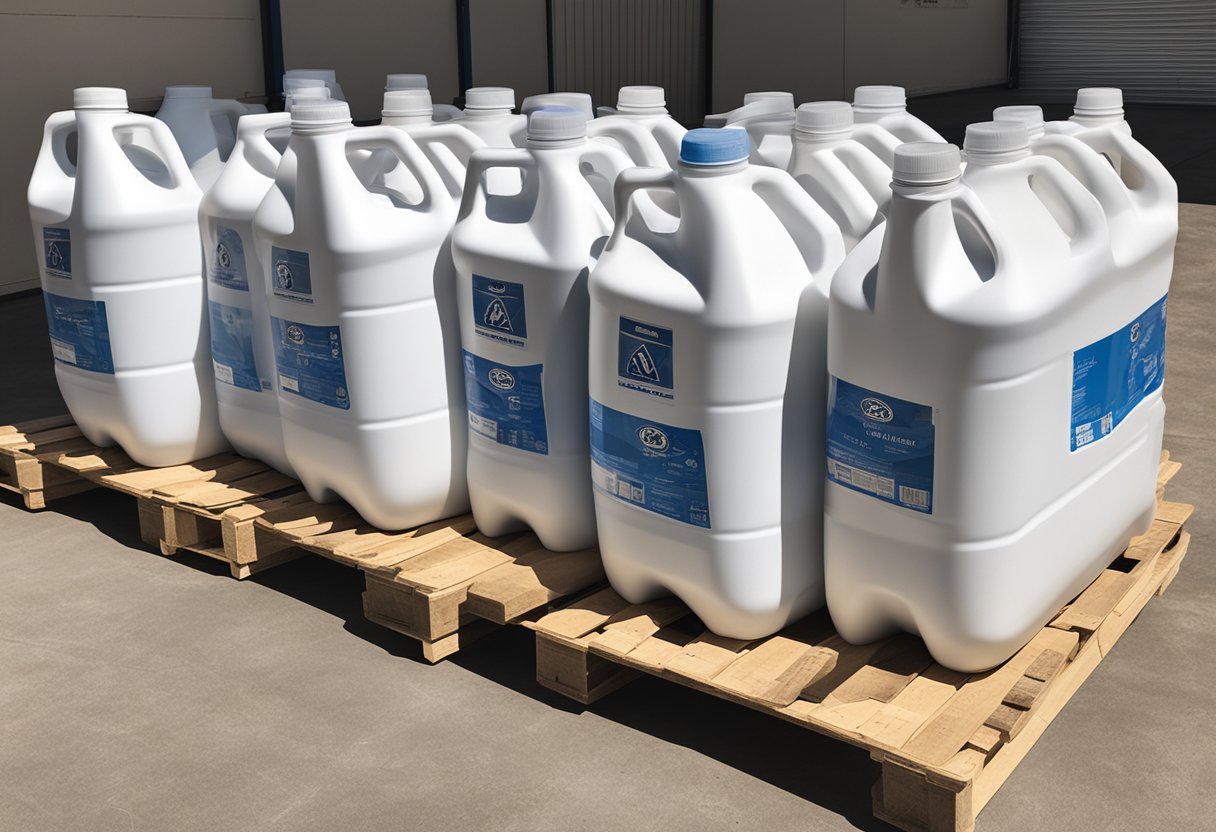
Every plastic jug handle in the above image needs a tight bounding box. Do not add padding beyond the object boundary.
[608,167,677,248]
[110,113,200,193]
[586,120,670,170]
[409,123,485,183]
[577,141,636,216]
[456,147,536,221]
[1021,155,1110,260]
[44,110,78,175]
[1082,129,1177,212]
[749,165,846,278]
[832,141,895,209]
[1031,134,1134,220]
[345,125,449,211]
[237,112,290,177]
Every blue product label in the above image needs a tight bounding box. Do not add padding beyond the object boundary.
[209,301,262,392]
[471,274,527,348]
[42,291,113,374]
[617,316,674,399]
[43,228,71,279]
[271,317,349,409]
[209,226,249,291]
[270,246,313,303]
[463,350,548,454]
[826,377,934,513]
[589,399,710,528]
[1071,294,1167,451]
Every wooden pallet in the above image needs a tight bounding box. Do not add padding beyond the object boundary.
[0,417,305,578]
[226,491,609,661]
[529,456,1193,832]
[0,416,609,661]
[0,415,98,508]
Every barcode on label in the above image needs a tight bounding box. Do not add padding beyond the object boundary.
[828,459,895,499]
[50,339,76,365]
[899,486,930,509]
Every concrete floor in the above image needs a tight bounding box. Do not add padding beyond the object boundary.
[1,209,1213,830]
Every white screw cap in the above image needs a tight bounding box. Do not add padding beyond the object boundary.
[963,121,1030,161]
[743,91,794,107]
[522,92,594,121]
[291,100,352,131]
[795,101,854,135]
[284,77,326,92]
[382,89,432,118]
[1074,87,1124,118]
[527,106,588,142]
[893,141,961,186]
[73,87,128,110]
[617,85,666,111]
[465,86,516,111]
[854,85,907,110]
[992,105,1045,137]
[386,73,428,91]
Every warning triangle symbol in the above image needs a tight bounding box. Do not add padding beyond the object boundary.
[484,297,513,332]
[628,344,661,383]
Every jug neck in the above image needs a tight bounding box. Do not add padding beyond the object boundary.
[528,136,588,151]
[382,114,433,127]
[463,108,513,120]
[615,106,668,117]
[677,159,750,181]
[792,128,855,150]
[1070,112,1127,129]
[854,105,905,123]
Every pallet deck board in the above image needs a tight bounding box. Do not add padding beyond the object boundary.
[530,459,1193,832]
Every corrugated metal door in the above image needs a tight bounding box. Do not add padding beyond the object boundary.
[1019,0,1216,104]
[550,0,709,126]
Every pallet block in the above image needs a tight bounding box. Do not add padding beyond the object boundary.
[530,456,1193,832]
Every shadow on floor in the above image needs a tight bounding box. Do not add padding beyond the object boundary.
[450,625,901,832]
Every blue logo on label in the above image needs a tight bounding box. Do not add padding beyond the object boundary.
[488,367,515,390]
[472,275,527,346]
[217,242,232,270]
[287,325,304,344]
[637,425,669,451]
[618,316,674,398]
[43,228,71,279]
[209,226,249,291]
[271,247,313,302]
[860,397,893,422]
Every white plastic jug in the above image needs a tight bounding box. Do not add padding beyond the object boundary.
[29,87,226,467]
[852,86,944,147]
[254,101,469,530]
[366,89,485,200]
[451,108,634,551]
[156,85,256,189]
[787,101,896,251]
[594,86,687,169]
[201,112,295,476]
[994,99,1177,276]
[458,87,527,194]
[588,129,845,639]
[387,74,463,122]
[285,85,331,113]
[1045,88,1133,138]
[703,91,796,168]
[825,138,1170,671]
[284,69,345,101]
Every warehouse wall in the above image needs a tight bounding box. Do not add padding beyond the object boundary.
[469,0,550,104]
[712,0,1008,111]
[280,0,460,122]
[0,0,264,295]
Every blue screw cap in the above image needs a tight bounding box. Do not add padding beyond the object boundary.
[679,128,750,166]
